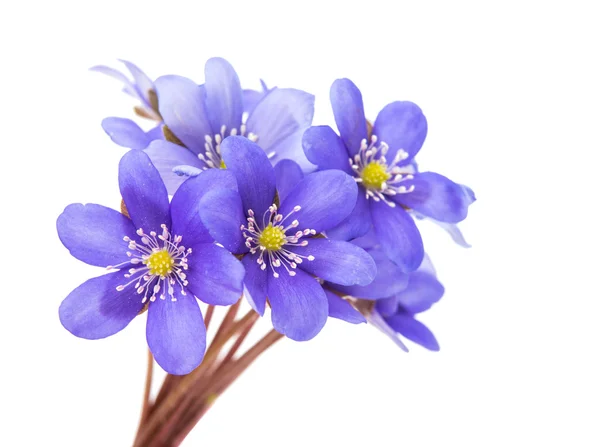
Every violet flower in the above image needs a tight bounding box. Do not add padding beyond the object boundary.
[91,60,164,150]
[146,57,315,193]
[302,78,475,270]
[197,136,376,340]
[57,150,245,375]
[272,158,409,327]
[370,254,444,351]
[336,229,442,350]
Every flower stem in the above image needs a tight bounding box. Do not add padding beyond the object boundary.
[171,329,284,445]
[133,349,154,441]
[146,310,258,447]
[204,304,215,329]
[133,309,256,447]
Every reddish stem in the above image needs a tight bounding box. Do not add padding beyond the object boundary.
[170,329,284,445]
[133,309,255,447]
[133,350,154,440]
[204,305,215,330]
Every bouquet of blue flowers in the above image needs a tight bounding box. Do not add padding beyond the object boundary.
[57,57,475,446]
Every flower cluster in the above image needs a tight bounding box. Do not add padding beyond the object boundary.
[58,57,475,375]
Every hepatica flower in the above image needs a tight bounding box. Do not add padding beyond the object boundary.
[144,57,315,193]
[91,60,164,150]
[303,78,475,270]
[328,233,444,351]
[370,255,444,351]
[57,151,244,374]
[198,136,376,340]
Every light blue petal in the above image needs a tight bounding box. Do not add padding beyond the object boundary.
[246,88,315,170]
[154,75,212,155]
[102,117,150,150]
[143,140,204,195]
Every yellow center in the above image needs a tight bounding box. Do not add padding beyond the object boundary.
[258,224,286,251]
[144,249,175,277]
[361,162,390,190]
[219,159,227,169]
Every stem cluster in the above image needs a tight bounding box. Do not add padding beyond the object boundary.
[132,300,283,447]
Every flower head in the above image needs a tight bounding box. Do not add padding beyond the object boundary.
[91,60,164,150]
[197,136,376,340]
[302,78,476,270]
[91,59,160,120]
[370,255,444,351]
[57,150,245,375]
[144,57,315,194]
[327,232,443,351]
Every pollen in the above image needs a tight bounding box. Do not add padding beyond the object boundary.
[361,162,390,190]
[144,249,174,277]
[258,224,286,251]
[219,159,227,169]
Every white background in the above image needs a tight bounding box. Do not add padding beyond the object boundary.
[1,1,599,446]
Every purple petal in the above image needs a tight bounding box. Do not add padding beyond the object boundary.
[386,314,439,351]
[332,248,409,299]
[293,239,376,286]
[395,271,444,314]
[279,170,357,234]
[302,125,352,174]
[418,253,437,276]
[102,117,150,150]
[119,150,170,232]
[425,218,471,248]
[375,297,399,317]
[154,75,211,154]
[198,188,247,254]
[90,65,137,97]
[325,192,372,241]
[267,268,328,341]
[367,309,408,352]
[242,255,268,315]
[57,203,136,267]
[146,124,164,141]
[350,227,379,250]
[372,101,427,164]
[246,88,315,170]
[185,243,244,306]
[370,201,424,272]
[274,159,304,202]
[144,140,204,195]
[146,289,206,375]
[243,88,267,116]
[398,172,474,223]
[59,272,144,339]
[204,57,243,134]
[119,59,154,106]
[330,79,367,156]
[170,168,238,247]
[325,290,366,324]
[221,136,276,217]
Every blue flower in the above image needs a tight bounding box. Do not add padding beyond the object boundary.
[371,255,444,351]
[328,233,443,351]
[147,57,315,193]
[197,136,376,341]
[91,60,164,150]
[302,78,476,270]
[57,150,245,375]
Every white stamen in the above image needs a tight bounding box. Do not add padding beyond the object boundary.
[110,224,192,303]
[196,124,262,170]
[349,135,416,207]
[241,203,317,279]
